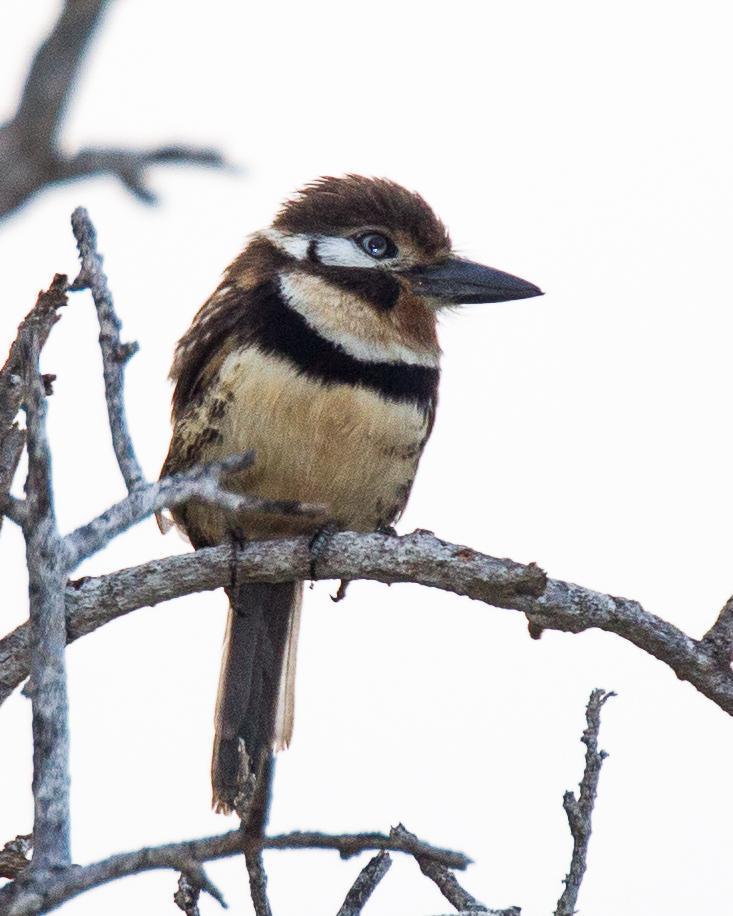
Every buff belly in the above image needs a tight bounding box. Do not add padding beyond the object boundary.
[174,346,429,544]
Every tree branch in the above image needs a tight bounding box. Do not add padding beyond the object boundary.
[0,827,467,914]
[392,824,491,913]
[336,851,392,916]
[63,451,324,568]
[0,835,32,881]
[0,274,68,531]
[173,873,201,916]
[20,329,72,872]
[13,0,109,150]
[244,849,272,916]
[555,689,613,916]
[2,529,731,720]
[0,2,225,218]
[69,207,145,492]
[702,594,733,665]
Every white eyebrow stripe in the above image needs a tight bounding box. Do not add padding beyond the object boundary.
[261,228,311,260]
[263,229,389,269]
[314,236,380,268]
[278,272,440,368]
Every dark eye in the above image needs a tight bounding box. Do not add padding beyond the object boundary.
[357,232,397,260]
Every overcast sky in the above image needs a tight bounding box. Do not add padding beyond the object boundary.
[2,2,733,914]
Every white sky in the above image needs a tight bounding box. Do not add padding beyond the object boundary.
[1,1,733,914]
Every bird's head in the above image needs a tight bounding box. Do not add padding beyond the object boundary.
[230,175,544,368]
[267,174,542,309]
[173,175,543,412]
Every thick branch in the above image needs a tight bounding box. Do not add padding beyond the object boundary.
[1,530,731,719]
[21,331,72,872]
[702,594,733,665]
[0,827,467,914]
[555,689,613,916]
[0,3,225,218]
[0,274,68,530]
[13,0,108,150]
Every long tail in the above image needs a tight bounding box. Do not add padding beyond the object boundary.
[211,580,302,828]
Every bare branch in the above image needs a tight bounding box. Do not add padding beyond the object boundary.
[555,689,614,916]
[13,0,109,150]
[173,872,201,916]
[1,493,28,526]
[177,861,227,911]
[0,827,467,914]
[391,824,489,913]
[336,851,392,916]
[0,530,541,706]
[63,451,323,568]
[702,594,733,665]
[0,274,68,530]
[20,329,72,872]
[69,207,145,492]
[3,528,731,719]
[62,146,225,204]
[0,2,226,218]
[0,426,26,532]
[245,849,272,916]
[0,835,33,881]
[430,910,520,916]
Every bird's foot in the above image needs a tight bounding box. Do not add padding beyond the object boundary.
[228,527,248,598]
[377,524,398,537]
[308,522,339,579]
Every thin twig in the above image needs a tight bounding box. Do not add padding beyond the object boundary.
[63,451,326,568]
[173,872,201,916]
[70,207,145,492]
[21,329,72,872]
[62,146,225,204]
[391,824,488,912]
[555,689,614,916]
[0,827,467,914]
[245,848,272,916]
[179,861,227,910]
[430,911,520,916]
[336,851,392,916]
[260,830,469,867]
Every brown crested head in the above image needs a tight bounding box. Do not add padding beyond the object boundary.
[268,174,542,309]
[273,174,451,261]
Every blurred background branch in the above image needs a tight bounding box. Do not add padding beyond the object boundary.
[0,0,225,220]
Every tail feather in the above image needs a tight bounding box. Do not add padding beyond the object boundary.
[211,580,302,822]
[274,594,301,752]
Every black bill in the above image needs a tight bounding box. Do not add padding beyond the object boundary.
[406,257,543,305]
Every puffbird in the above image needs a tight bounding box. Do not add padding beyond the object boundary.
[161,175,542,826]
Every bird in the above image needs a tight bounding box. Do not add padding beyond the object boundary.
[160,174,542,828]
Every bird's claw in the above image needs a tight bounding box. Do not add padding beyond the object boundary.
[308,523,338,579]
